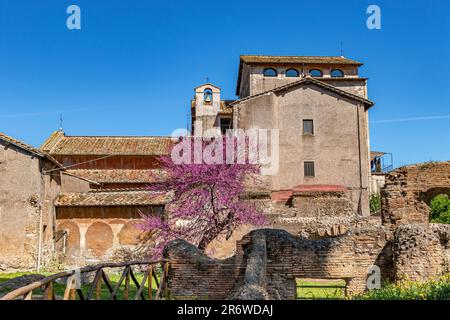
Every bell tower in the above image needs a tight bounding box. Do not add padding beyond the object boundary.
[192,83,221,137]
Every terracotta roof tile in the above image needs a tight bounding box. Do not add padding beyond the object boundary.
[55,190,169,207]
[41,132,173,156]
[65,169,167,184]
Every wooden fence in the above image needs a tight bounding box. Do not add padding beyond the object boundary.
[0,260,170,300]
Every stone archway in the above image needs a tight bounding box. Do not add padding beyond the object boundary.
[85,222,114,258]
[419,187,450,205]
[56,221,80,264]
[118,221,143,246]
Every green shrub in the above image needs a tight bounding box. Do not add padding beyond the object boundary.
[430,194,450,224]
[369,194,381,215]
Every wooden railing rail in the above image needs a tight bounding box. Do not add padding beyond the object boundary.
[0,260,170,301]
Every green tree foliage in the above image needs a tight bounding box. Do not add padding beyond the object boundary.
[430,194,450,224]
[369,194,381,215]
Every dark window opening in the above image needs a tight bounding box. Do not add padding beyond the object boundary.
[331,69,344,78]
[304,161,315,177]
[309,69,323,77]
[286,69,299,77]
[220,118,232,134]
[303,119,314,135]
[263,68,277,77]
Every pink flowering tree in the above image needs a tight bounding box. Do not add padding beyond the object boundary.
[140,136,268,258]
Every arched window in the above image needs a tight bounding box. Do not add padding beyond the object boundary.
[286,69,299,77]
[309,69,323,77]
[263,68,277,77]
[204,88,213,103]
[331,69,344,78]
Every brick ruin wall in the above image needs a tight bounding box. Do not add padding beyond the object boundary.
[165,223,450,299]
[165,221,395,299]
[381,161,450,228]
[165,162,450,299]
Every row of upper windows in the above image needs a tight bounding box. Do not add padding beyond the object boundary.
[263,68,344,78]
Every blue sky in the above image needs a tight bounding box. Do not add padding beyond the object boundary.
[0,0,449,167]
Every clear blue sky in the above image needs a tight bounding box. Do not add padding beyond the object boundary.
[1,0,449,167]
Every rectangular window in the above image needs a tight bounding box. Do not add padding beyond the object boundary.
[303,119,314,135]
[220,118,232,134]
[304,161,315,177]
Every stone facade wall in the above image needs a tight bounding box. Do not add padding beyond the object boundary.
[381,162,450,228]
[235,81,371,216]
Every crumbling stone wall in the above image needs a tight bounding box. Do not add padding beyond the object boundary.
[164,223,392,300]
[207,189,360,259]
[381,162,450,228]
[394,223,450,281]
[165,222,450,300]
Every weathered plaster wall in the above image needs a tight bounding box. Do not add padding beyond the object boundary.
[61,172,90,193]
[236,83,371,216]
[0,141,61,271]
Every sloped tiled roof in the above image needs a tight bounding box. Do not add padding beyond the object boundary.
[240,55,363,66]
[0,132,62,168]
[55,189,169,207]
[230,76,374,108]
[65,169,167,184]
[41,131,173,156]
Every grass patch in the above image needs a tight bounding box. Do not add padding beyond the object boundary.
[296,279,346,300]
[354,274,450,300]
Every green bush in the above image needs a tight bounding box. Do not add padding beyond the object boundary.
[430,194,450,224]
[369,194,381,215]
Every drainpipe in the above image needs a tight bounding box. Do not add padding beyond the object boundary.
[37,204,44,272]
[37,162,46,272]
[356,104,364,216]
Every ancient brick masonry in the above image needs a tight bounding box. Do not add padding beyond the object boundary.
[165,222,450,299]
[163,162,450,300]
[382,162,450,227]
[164,222,393,299]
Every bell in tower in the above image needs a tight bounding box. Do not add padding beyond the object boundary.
[204,88,213,103]
[192,84,221,137]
